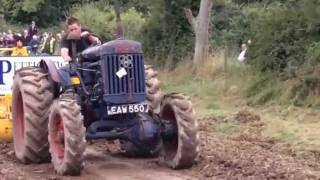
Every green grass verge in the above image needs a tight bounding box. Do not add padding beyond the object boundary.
[156,54,320,161]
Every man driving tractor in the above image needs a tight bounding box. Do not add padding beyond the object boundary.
[59,16,101,91]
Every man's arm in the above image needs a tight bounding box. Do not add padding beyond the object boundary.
[60,37,72,62]
[81,31,101,45]
[61,47,71,62]
[88,35,101,45]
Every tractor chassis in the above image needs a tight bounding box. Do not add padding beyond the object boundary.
[85,113,177,146]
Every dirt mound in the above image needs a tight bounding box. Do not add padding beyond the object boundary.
[198,115,226,131]
[193,132,319,180]
[230,132,277,150]
[235,110,261,124]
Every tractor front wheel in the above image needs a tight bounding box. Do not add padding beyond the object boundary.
[48,95,86,175]
[159,93,200,169]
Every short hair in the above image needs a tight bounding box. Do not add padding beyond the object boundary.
[66,17,80,26]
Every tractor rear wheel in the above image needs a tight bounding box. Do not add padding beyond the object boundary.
[159,93,200,169]
[48,95,86,175]
[12,67,53,163]
[145,65,163,114]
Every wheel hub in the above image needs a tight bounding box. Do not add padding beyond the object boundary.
[15,92,25,151]
[52,115,65,160]
[161,120,177,141]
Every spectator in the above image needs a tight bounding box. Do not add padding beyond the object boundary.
[11,40,28,56]
[56,33,62,41]
[14,33,23,43]
[39,32,48,54]
[28,35,40,55]
[41,33,56,55]
[0,36,6,48]
[28,21,38,37]
[6,30,16,47]
[237,43,247,63]
[22,29,31,46]
[2,32,8,47]
[53,33,62,55]
[61,30,66,37]
[48,33,56,55]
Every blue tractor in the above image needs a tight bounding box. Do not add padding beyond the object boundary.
[11,38,200,175]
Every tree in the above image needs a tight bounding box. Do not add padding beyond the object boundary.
[0,0,83,27]
[142,0,200,66]
[185,0,213,65]
[71,2,145,41]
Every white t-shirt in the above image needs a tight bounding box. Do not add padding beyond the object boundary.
[238,50,246,62]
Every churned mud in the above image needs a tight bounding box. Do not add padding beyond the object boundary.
[1,112,320,180]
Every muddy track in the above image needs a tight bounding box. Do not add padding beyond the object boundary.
[0,141,193,180]
[1,115,320,180]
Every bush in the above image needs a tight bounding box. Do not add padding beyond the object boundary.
[121,8,146,40]
[141,0,199,66]
[247,3,307,74]
[70,2,115,41]
[210,0,249,47]
[246,0,320,76]
[71,2,146,42]
[0,18,24,33]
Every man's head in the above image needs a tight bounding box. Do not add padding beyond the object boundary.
[31,21,35,26]
[66,17,81,39]
[241,43,247,51]
[56,33,62,40]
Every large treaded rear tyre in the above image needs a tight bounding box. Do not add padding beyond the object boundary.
[12,67,53,163]
[159,93,200,169]
[48,95,86,175]
[145,65,163,113]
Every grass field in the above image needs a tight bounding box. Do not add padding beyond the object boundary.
[156,53,320,161]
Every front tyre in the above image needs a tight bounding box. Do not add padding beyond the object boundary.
[159,93,200,169]
[48,95,86,175]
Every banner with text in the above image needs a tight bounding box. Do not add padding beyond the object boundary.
[0,56,64,94]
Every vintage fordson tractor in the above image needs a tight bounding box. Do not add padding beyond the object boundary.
[11,38,200,175]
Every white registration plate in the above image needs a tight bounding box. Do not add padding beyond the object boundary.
[107,103,148,115]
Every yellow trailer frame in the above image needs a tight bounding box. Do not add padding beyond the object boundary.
[0,95,12,141]
[0,55,64,142]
